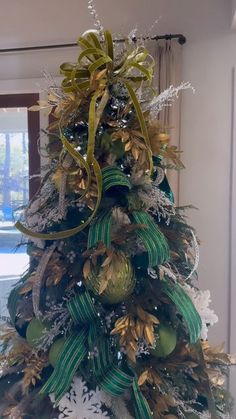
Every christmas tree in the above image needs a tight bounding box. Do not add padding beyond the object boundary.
[0,24,235,419]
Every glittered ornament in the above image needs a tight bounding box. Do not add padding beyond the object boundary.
[49,337,66,367]
[151,324,177,358]
[87,252,135,304]
[26,318,49,348]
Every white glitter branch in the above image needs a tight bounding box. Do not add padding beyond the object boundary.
[148,82,195,120]
[87,0,103,34]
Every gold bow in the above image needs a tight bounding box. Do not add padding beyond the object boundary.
[16,30,155,240]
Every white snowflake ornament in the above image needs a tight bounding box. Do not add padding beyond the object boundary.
[50,376,110,419]
[50,376,134,419]
[181,284,218,340]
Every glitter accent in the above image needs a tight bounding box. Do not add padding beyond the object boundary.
[87,0,103,34]
[32,243,57,318]
[185,230,200,280]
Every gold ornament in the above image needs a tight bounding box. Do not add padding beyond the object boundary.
[87,252,135,304]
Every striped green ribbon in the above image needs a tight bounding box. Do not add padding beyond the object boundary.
[41,292,97,403]
[87,209,112,249]
[131,211,170,267]
[41,291,152,417]
[132,380,153,419]
[88,323,112,379]
[102,166,132,191]
[67,291,98,324]
[100,365,135,397]
[40,330,88,404]
[161,280,202,343]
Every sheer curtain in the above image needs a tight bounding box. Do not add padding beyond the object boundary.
[146,39,183,203]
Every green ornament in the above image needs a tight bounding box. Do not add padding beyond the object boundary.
[87,252,135,304]
[48,338,66,367]
[26,318,48,348]
[151,324,177,358]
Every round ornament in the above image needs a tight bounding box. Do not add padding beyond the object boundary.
[48,338,66,367]
[87,252,135,304]
[26,318,48,348]
[151,324,177,358]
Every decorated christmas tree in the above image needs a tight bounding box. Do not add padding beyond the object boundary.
[0,14,235,419]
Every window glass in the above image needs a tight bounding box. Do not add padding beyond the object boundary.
[0,107,30,319]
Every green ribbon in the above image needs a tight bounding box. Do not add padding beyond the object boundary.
[133,380,153,419]
[159,174,174,203]
[131,211,170,267]
[161,280,202,343]
[102,166,132,191]
[87,209,112,249]
[41,291,152,418]
[67,291,97,324]
[87,166,134,249]
[87,323,113,379]
[101,365,135,397]
[41,330,88,404]
[41,291,97,403]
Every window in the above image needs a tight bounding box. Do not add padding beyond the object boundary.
[0,94,40,319]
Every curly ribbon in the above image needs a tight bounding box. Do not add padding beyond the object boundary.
[41,291,152,418]
[16,30,154,241]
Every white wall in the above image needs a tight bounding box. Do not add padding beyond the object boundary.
[180,33,236,346]
[178,5,236,401]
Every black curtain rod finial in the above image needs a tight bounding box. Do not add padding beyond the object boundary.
[151,34,186,44]
[178,35,187,45]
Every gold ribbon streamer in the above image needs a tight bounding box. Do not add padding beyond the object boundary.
[123,81,153,173]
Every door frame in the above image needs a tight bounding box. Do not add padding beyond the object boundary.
[229,67,236,400]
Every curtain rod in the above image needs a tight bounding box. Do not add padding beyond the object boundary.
[0,33,186,54]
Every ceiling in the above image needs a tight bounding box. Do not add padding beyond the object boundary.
[0,0,232,81]
[0,0,232,48]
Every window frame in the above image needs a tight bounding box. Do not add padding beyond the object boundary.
[0,93,40,199]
